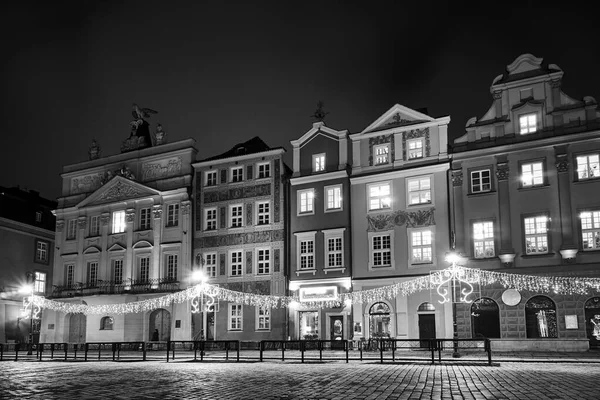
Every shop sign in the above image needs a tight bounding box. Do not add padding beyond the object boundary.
[299,286,338,302]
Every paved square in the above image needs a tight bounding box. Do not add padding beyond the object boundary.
[1,360,599,399]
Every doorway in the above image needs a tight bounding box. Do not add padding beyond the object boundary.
[418,314,436,348]
[585,297,600,348]
[330,316,344,349]
[68,314,87,343]
[149,309,171,341]
[471,298,500,338]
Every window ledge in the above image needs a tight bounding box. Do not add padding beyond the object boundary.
[573,177,600,185]
[297,212,315,217]
[467,191,496,197]
[520,252,556,259]
[296,269,317,276]
[518,184,550,191]
[324,208,343,213]
[324,267,345,274]
[369,264,393,269]
[255,176,271,181]
[407,202,433,208]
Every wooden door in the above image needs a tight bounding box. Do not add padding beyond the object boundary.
[68,314,86,343]
[150,309,171,341]
[330,316,344,349]
[418,314,436,348]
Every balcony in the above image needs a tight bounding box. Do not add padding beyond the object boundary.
[51,278,181,299]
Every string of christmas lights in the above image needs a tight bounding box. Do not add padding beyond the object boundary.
[32,266,600,315]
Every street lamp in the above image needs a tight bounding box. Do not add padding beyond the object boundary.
[191,270,208,341]
[20,282,35,356]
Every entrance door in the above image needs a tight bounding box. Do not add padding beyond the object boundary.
[418,314,436,348]
[585,297,600,349]
[149,309,171,341]
[330,316,344,349]
[68,314,87,343]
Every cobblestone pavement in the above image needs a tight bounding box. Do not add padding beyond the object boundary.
[1,360,599,400]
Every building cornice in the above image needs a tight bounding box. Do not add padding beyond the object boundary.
[350,162,449,185]
[192,148,285,168]
[350,117,450,142]
[0,217,55,239]
[290,170,348,186]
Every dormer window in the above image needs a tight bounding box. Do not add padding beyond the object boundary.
[519,113,537,134]
[313,153,325,172]
[407,138,423,159]
[374,145,389,165]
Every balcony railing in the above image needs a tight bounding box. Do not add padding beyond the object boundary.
[51,278,181,298]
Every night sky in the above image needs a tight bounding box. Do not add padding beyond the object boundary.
[2,1,599,201]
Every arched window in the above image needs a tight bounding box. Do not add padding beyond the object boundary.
[100,316,114,330]
[471,298,500,338]
[369,302,391,338]
[584,297,600,348]
[525,296,557,338]
[418,302,435,312]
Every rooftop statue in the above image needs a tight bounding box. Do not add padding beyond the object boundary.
[122,103,158,153]
[132,103,158,120]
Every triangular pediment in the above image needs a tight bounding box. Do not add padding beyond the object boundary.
[107,243,126,252]
[361,104,433,134]
[77,176,160,208]
[291,122,348,147]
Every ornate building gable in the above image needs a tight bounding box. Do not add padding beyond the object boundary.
[290,122,349,175]
[359,104,433,135]
[76,176,160,208]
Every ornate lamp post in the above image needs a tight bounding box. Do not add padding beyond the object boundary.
[20,277,39,356]
[190,270,218,342]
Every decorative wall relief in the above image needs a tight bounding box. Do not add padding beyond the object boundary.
[181,201,191,215]
[203,183,271,203]
[56,220,65,231]
[198,229,284,248]
[496,163,510,181]
[246,251,253,274]
[219,254,226,276]
[274,248,280,272]
[555,154,569,173]
[141,157,182,182]
[274,161,281,223]
[223,281,270,295]
[246,203,253,225]
[125,210,136,222]
[220,207,226,228]
[366,208,436,232]
[97,181,146,202]
[77,218,87,229]
[402,128,430,160]
[100,214,110,226]
[385,113,411,126]
[71,173,103,195]
[451,170,463,186]
[368,135,394,166]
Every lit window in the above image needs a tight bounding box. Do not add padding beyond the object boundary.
[230,250,243,276]
[257,202,270,225]
[407,138,423,159]
[205,208,217,230]
[139,257,150,282]
[325,185,342,211]
[166,254,178,281]
[166,204,179,227]
[90,215,100,236]
[204,253,217,278]
[519,113,537,134]
[230,205,243,228]
[300,240,314,270]
[374,144,389,165]
[368,182,391,211]
[407,176,431,205]
[372,234,391,267]
[139,208,151,230]
[206,170,217,186]
[88,261,98,286]
[34,272,46,294]
[298,189,314,215]
[66,264,74,288]
[473,221,495,258]
[229,304,242,330]
[580,211,600,251]
[112,210,126,233]
[257,248,271,274]
[257,163,271,179]
[524,215,548,254]
[576,154,600,180]
[313,153,325,172]
[67,219,77,240]
[35,240,48,263]
[327,237,343,268]
[231,167,243,182]
[112,259,123,282]
[411,229,432,264]
[257,307,270,330]
[521,162,544,187]
[471,170,491,193]
[100,316,114,331]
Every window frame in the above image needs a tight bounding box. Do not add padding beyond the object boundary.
[100,316,114,331]
[34,239,49,264]
[87,261,99,286]
[368,231,394,269]
[65,264,75,288]
[256,162,271,179]
[89,215,101,236]
[256,247,271,275]
[519,113,538,134]
[204,207,217,231]
[256,306,271,331]
[324,184,343,212]
[295,231,317,273]
[367,181,392,212]
[204,252,217,278]
[112,258,124,282]
[165,253,178,281]
[312,153,326,172]
[139,208,151,231]
[230,166,244,183]
[35,211,42,223]
[406,175,432,206]
[297,188,315,216]
[522,213,550,255]
[111,210,126,234]
[323,228,345,269]
[575,153,600,181]
[373,144,390,165]
[229,204,244,228]
[229,249,243,277]
[67,219,77,240]
[470,169,492,194]
[229,304,243,331]
[579,209,600,251]
[139,256,150,283]
[205,170,217,187]
[472,220,496,259]
[256,201,271,225]
[409,227,434,266]
[166,204,180,227]
[34,271,46,294]
[407,138,424,160]
[520,159,546,188]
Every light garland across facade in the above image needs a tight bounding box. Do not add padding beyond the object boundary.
[33,266,600,315]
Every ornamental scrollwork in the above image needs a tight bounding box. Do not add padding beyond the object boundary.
[496,163,509,181]
[100,214,111,226]
[125,210,136,222]
[367,208,436,232]
[153,205,163,219]
[56,220,65,232]
[451,170,463,186]
[555,155,569,173]
[77,218,87,229]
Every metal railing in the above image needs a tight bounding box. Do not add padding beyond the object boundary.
[51,278,181,298]
[166,340,240,362]
[259,340,350,363]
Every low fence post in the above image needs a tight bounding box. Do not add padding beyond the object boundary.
[430,339,435,364]
[301,340,305,363]
[259,341,263,362]
[73,343,78,360]
[281,340,285,362]
[391,340,395,362]
[236,341,239,362]
[1,343,4,361]
[166,341,170,362]
[345,340,349,364]
[50,343,55,360]
[486,339,492,366]
[380,340,384,364]
[63,343,68,361]
[142,342,147,361]
[200,341,205,362]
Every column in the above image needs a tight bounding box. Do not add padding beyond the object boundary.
[76,217,87,283]
[450,167,465,254]
[555,146,578,261]
[181,200,191,279]
[495,155,516,266]
[54,220,65,285]
[100,213,111,280]
[125,209,135,281]
[151,205,163,282]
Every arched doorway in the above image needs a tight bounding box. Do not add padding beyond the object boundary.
[149,309,171,341]
[68,314,87,343]
[417,302,436,348]
[584,297,600,348]
[471,298,500,338]
[525,295,557,338]
[369,302,391,339]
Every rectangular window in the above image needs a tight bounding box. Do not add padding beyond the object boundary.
[257,249,271,274]
[298,189,314,215]
[35,240,48,263]
[327,237,343,267]
[519,113,537,134]
[407,138,424,159]
[411,230,432,263]
[230,205,243,228]
[325,185,342,211]
[257,163,271,179]
[368,182,391,211]
[576,154,600,180]
[230,251,243,276]
[374,144,389,165]
[300,240,314,270]
[524,215,549,254]
[112,210,126,233]
[113,259,123,282]
[205,208,217,230]
[473,221,495,258]
[67,219,77,240]
[257,307,270,330]
[521,161,544,187]
[139,208,151,230]
[66,264,74,288]
[407,176,431,205]
[580,211,600,251]
[372,234,391,267]
[206,170,217,186]
[139,257,150,282]
[204,253,217,278]
[166,204,179,227]
[88,262,98,286]
[229,304,242,330]
[90,215,100,236]
[471,170,491,193]
[35,211,42,223]
[34,272,46,294]
[231,167,243,183]
[257,202,270,225]
[167,254,178,281]
[313,153,325,172]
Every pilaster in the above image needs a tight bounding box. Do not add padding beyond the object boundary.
[125,209,135,280]
[152,205,163,281]
[450,167,465,253]
[555,146,578,261]
[495,155,515,265]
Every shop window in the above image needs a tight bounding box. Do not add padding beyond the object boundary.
[369,302,391,338]
[525,295,557,338]
[299,311,319,340]
[100,316,114,330]
[471,298,500,338]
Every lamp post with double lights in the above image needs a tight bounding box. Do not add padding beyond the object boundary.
[20,278,37,356]
[191,269,218,343]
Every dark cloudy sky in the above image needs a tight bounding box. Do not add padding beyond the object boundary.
[2,1,599,201]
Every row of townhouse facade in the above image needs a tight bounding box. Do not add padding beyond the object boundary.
[39,53,600,349]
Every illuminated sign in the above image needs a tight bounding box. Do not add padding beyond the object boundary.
[299,286,338,302]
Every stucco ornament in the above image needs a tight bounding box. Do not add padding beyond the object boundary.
[367,208,435,231]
